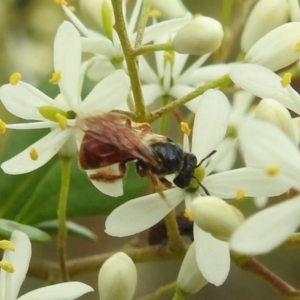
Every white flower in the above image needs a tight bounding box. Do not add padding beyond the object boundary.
[172,16,224,55]
[176,242,208,295]
[151,0,189,19]
[255,98,298,143]
[243,22,300,71]
[230,119,300,255]
[0,230,93,300]
[98,252,137,300]
[241,0,289,52]
[140,42,232,112]
[229,63,300,116]
[105,89,288,285]
[0,21,130,197]
[61,1,190,82]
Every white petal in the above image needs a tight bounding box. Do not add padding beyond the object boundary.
[142,18,190,44]
[81,37,116,57]
[229,64,300,113]
[54,21,82,111]
[105,188,185,237]
[0,82,64,120]
[142,84,164,106]
[86,165,124,197]
[204,168,290,199]
[2,231,31,300]
[194,226,230,286]
[245,22,300,71]
[6,121,57,130]
[139,56,159,83]
[18,282,93,300]
[1,128,71,174]
[230,196,300,255]
[79,70,130,113]
[86,57,116,81]
[192,89,230,162]
[239,119,300,190]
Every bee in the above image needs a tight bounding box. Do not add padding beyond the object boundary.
[76,112,199,194]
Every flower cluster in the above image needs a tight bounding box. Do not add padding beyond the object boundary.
[1,0,300,298]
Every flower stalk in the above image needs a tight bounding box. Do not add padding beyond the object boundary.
[111,0,147,120]
[57,157,72,282]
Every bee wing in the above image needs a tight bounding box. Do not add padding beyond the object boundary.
[76,113,161,167]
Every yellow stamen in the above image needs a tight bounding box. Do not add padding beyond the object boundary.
[280,73,292,87]
[294,42,300,52]
[193,13,202,18]
[266,164,280,176]
[164,52,174,62]
[0,260,14,273]
[0,119,6,134]
[55,0,68,5]
[30,148,39,161]
[236,189,245,200]
[49,71,62,85]
[184,209,194,222]
[180,122,191,136]
[0,240,15,251]
[56,113,67,130]
[149,9,161,18]
[9,73,21,85]
[67,5,76,12]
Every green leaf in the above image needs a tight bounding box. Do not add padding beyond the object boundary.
[10,159,149,224]
[0,219,51,243]
[37,220,98,241]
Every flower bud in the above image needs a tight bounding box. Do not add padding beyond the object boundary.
[191,196,244,241]
[98,252,137,300]
[245,22,300,71]
[176,242,208,295]
[241,0,289,52]
[151,0,190,19]
[255,98,297,143]
[79,0,114,38]
[172,16,224,55]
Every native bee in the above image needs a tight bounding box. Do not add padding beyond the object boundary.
[76,112,198,193]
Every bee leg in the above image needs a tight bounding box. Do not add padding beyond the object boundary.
[158,177,173,189]
[88,163,127,183]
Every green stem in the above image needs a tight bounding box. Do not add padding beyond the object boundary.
[164,210,186,253]
[146,74,232,123]
[134,0,153,48]
[220,0,234,28]
[57,157,71,282]
[137,282,177,300]
[133,43,173,56]
[172,286,189,300]
[111,0,147,120]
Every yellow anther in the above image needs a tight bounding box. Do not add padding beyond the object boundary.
[193,13,202,18]
[55,0,68,5]
[180,122,191,136]
[184,209,194,222]
[29,148,39,161]
[56,113,67,130]
[149,9,161,18]
[236,189,245,200]
[266,164,280,176]
[0,260,14,273]
[280,73,292,87]
[67,5,76,12]
[0,119,6,134]
[0,240,15,251]
[49,71,62,85]
[164,52,174,62]
[9,73,21,85]
[294,42,300,52]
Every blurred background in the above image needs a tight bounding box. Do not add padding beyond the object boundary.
[1,0,300,299]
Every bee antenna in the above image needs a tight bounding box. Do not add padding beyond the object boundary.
[196,150,217,168]
[192,176,210,196]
